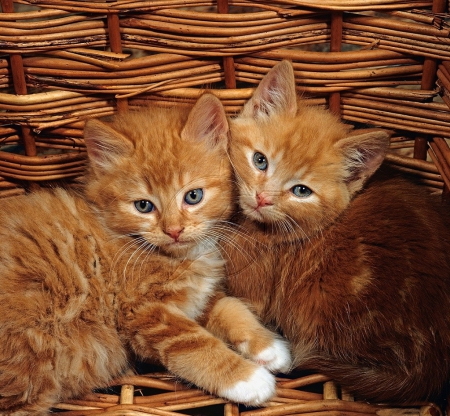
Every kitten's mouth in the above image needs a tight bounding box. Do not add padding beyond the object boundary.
[166,239,193,250]
[167,239,188,246]
[243,204,268,222]
[173,241,190,247]
[243,201,281,225]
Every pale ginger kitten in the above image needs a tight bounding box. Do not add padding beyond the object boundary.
[225,61,450,403]
[0,93,291,415]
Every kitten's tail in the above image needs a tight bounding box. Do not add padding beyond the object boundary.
[301,355,449,404]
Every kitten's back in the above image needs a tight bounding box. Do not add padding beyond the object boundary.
[0,188,128,412]
[286,173,450,402]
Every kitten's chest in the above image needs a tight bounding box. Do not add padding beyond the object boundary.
[224,225,279,318]
[180,273,218,320]
[128,245,226,321]
[176,248,225,320]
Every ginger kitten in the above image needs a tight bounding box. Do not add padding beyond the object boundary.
[0,93,290,415]
[225,61,450,403]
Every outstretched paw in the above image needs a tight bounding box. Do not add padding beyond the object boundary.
[254,337,292,373]
[238,337,292,373]
[218,366,276,406]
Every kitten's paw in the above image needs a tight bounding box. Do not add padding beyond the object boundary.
[251,338,292,373]
[218,366,276,406]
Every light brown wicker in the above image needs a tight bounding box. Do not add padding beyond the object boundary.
[1,0,450,413]
[49,370,444,416]
[1,0,449,198]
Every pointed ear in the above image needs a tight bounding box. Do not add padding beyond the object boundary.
[84,118,134,171]
[337,129,391,195]
[240,60,297,120]
[181,93,229,149]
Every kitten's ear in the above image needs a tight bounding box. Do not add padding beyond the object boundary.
[181,93,228,149]
[337,129,391,195]
[84,118,134,171]
[240,60,297,120]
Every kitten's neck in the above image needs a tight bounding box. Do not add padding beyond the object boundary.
[233,213,302,245]
[153,236,223,266]
[185,238,221,261]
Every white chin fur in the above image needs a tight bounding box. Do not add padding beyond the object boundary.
[243,207,265,222]
[218,366,276,406]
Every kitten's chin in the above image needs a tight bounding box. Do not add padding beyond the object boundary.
[242,205,276,224]
[160,241,194,255]
[245,209,267,223]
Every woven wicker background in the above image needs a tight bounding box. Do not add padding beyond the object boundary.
[0,0,450,199]
[1,0,450,414]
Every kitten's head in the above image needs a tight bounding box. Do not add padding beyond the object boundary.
[83,93,233,255]
[230,61,390,239]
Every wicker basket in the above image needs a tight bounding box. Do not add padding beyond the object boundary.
[50,369,444,416]
[1,0,450,198]
[1,0,450,414]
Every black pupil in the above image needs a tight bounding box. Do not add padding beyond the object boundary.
[255,154,267,167]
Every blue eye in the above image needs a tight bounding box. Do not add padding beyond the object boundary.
[184,188,203,205]
[134,200,155,213]
[292,185,312,198]
[253,152,268,171]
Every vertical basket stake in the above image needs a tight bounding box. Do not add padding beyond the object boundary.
[323,380,339,400]
[119,384,135,405]
[413,0,447,160]
[217,0,236,89]
[224,402,240,416]
[107,7,128,112]
[1,0,37,159]
[329,11,343,116]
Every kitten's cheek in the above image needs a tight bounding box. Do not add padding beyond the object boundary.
[239,197,258,214]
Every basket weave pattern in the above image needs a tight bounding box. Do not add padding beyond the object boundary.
[1,0,450,413]
[50,371,444,416]
[0,0,450,198]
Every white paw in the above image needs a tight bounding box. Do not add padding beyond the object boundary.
[218,366,276,406]
[253,338,292,373]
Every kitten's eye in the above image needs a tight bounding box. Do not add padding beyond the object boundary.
[292,185,313,198]
[253,152,268,171]
[134,200,155,213]
[184,188,203,205]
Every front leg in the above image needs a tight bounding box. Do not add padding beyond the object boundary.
[202,295,292,374]
[120,302,276,406]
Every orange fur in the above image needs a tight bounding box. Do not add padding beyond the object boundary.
[0,94,291,415]
[225,61,450,403]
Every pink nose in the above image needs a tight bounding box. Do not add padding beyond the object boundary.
[256,192,273,208]
[165,227,184,242]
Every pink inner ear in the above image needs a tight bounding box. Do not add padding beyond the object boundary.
[342,147,389,197]
[250,61,297,118]
[84,119,134,170]
[339,130,390,190]
[208,107,228,146]
[183,94,228,148]
[344,148,371,184]
[85,138,105,162]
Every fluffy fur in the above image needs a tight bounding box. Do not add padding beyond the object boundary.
[0,93,291,415]
[224,61,450,403]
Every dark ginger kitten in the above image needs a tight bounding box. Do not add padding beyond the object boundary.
[224,61,450,403]
[0,94,291,415]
